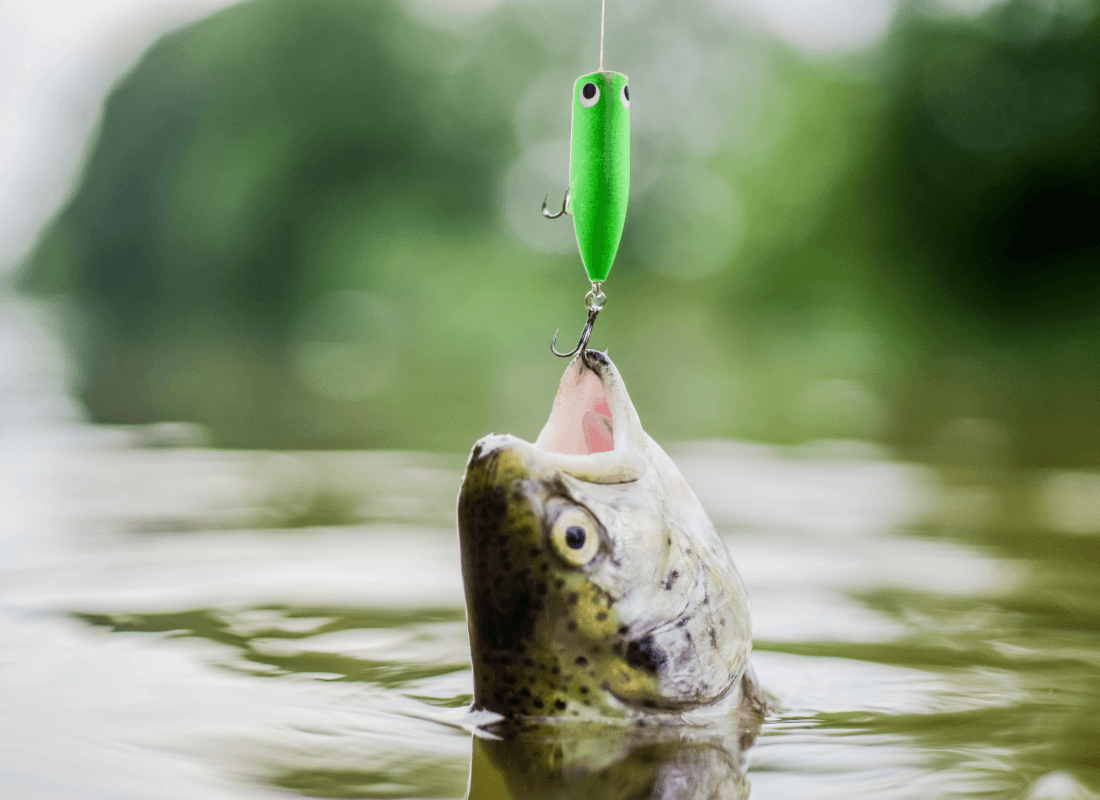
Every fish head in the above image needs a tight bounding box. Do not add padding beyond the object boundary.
[458,352,753,719]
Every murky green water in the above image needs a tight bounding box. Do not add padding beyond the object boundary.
[2,439,1098,799]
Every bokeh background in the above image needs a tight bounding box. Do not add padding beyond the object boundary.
[4,4,1100,798]
[5,0,1100,464]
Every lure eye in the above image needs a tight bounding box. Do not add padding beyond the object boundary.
[549,507,600,567]
[621,84,630,109]
[579,81,600,108]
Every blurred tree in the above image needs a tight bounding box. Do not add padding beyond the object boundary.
[817,2,1100,464]
[17,0,1100,466]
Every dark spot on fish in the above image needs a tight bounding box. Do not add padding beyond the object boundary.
[676,618,687,628]
[523,657,534,667]
[520,687,531,698]
[663,570,680,590]
[575,656,588,667]
[626,635,667,674]
[471,443,483,460]
[567,593,579,605]
[642,699,657,709]
[503,673,517,685]
[530,547,540,557]
[555,700,567,710]
[636,719,647,728]
[567,620,578,632]
[540,563,549,573]
[480,579,538,651]
[554,579,565,589]
[572,710,580,716]
[709,627,718,647]
[509,697,520,706]
[618,625,629,635]
[596,611,607,621]
[493,692,503,702]
[551,666,560,675]
[579,686,589,694]
[533,699,544,709]
[702,594,710,605]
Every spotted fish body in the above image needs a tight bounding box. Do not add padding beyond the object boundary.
[458,352,760,720]
[568,71,630,284]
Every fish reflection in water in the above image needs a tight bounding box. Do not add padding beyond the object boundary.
[467,717,759,800]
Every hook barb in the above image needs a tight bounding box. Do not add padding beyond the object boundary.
[542,188,569,219]
[550,310,598,358]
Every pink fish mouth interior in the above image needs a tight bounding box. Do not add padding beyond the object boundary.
[540,363,615,456]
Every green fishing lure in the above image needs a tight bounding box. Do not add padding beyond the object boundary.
[544,69,630,359]
[544,71,631,285]
[543,0,630,360]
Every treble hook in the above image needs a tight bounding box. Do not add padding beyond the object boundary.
[551,285,606,361]
[542,189,570,219]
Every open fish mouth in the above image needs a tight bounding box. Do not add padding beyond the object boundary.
[529,351,648,484]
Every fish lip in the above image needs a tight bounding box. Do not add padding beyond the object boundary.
[465,433,643,487]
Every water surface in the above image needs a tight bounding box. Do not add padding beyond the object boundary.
[2,437,1098,799]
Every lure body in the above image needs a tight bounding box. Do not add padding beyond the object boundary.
[568,70,630,284]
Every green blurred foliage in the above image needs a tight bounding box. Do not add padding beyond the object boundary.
[18,0,1100,465]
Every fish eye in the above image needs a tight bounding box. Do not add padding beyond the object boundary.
[620,84,629,109]
[579,81,600,108]
[549,507,599,566]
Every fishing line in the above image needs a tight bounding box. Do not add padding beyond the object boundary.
[599,0,606,71]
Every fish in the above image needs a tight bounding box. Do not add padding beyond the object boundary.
[457,351,764,721]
